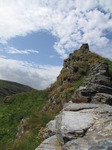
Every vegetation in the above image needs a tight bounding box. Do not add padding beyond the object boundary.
[0,89,53,150]
[101,57,112,76]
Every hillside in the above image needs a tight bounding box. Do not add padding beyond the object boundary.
[0,89,53,150]
[0,80,33,104]
[0,44,112,150]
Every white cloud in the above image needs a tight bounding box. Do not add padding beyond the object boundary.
[0,57,62,89]
[49,55,55,58]
[7,47,39,54]
[0,0,112,59]
[0,55,6,58]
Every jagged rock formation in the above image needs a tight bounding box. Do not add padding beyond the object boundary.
[72,62,112,105]
[45,43,105,113]
[35,44,112,150]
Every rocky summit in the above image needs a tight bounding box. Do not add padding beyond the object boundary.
[35,44,112,150]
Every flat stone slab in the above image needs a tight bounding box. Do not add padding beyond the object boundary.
[56,106,94,143]
[63,103,99,111]
[61,111,94,132]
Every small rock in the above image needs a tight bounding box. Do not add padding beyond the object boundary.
[35,135,62,150]
[44,120,56,139]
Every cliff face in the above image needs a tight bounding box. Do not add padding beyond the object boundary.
[72,62,112,104]
[36,44,112,150]
[44,43,112,113]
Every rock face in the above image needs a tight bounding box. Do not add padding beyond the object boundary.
[72,62,112,105]
[60,103,112,149]
[16,118,29,138]
[35,44,112,150]
[36,103,112,150]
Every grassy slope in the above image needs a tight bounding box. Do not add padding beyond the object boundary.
[0,80,33,104]
[0,89,53,150]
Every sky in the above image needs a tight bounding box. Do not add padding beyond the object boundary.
[0,0,112,89]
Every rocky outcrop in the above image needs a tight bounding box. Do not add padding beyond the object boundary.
[35,62,112,150]
[36,103,112,150]
[16,118,29,138]
[59,103,112,149]
[46,44,91,111]
[35,44,112,150]
[72,62,112,105]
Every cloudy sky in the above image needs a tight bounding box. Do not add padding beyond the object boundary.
[0,0,112,89]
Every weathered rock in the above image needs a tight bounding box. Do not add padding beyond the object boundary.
[63,102,99,111]
[56,110,94,144]
[35,135,62,150]
[58,103,112,149]
[63,138,89,150]
[92,93,112,105]
[88,140,112,150]
[36,100,112,150]
[16,118,29,138]
[80,43,89,52]
[44,120,56,139]
[72,62,112,104]
[35,46,112,150]
[63,139,112,150]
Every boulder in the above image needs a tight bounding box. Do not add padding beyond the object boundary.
[35,135,62,150]
[36,103,112,150]
[44,120,56,139]
[56,110,94,144]
[58,103,112,149]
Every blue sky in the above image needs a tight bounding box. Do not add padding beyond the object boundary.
[0,0,112,89]
[3,30,62,65]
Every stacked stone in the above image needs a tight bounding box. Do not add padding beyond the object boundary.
[35,103,112,150]
[72,62,112,105]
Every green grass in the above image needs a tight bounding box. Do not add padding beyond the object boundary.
[0,89,53,150]
[101,57,112,76]
[65,76,87,99]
